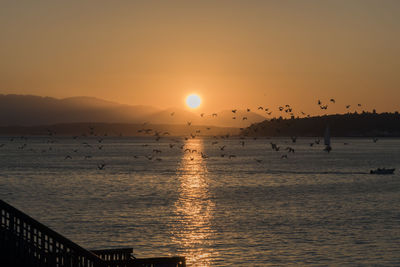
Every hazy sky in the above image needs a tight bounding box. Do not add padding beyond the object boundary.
[1,0,399,115]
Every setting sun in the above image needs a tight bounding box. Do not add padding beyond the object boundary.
[186,94,201,109]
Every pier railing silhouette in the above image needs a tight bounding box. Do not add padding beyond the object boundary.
[0,199,186,267]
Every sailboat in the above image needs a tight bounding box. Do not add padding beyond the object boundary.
[323,124,332,153]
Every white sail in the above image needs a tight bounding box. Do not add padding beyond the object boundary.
[324,124,330,146]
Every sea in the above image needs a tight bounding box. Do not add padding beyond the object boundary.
[0,136,399,266]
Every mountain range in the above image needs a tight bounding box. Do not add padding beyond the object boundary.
[0,94,265,128]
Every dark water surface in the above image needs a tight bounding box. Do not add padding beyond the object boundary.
[1,136,399,266]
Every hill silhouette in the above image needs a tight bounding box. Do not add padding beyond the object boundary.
[242,112,400,137]
[0,94,265,128]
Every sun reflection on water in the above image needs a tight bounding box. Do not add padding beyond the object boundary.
[172,138,216,266]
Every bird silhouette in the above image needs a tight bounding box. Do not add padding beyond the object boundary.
[201,152,209,159]
[97,163,106,170]
[324,145,332,153]
[286,147,295,153]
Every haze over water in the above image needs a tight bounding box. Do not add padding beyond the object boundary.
[1,136,399,266]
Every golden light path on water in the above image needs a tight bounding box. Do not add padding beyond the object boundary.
[172,138,216,266]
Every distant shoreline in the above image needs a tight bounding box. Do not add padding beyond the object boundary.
[2,112,400,138]
[0,122,240,137]
[242,112,400,138]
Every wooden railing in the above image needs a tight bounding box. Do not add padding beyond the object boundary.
[0,199,106,267]
[0,199,186,267]
[91,248,186,267]
[91,248,134,263]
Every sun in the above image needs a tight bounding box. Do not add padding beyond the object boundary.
[186,94,201,109]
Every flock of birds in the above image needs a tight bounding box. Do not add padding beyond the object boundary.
[0,99,378,170]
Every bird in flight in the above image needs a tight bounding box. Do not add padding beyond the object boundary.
[97,163,106,170]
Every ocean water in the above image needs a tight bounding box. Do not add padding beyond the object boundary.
[0,136,400,266]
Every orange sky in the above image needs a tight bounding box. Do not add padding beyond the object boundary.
[1,0,399,116]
